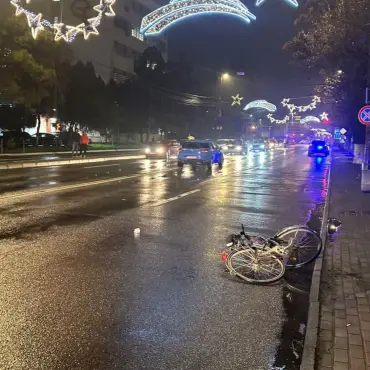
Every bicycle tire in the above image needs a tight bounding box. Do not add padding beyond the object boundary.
[229,248,285,284]
[274,226,322,268]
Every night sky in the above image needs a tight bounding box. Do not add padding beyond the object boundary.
[168,0,317,108]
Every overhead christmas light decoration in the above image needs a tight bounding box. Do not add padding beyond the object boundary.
[9,0,116,42]
[231,94,244,106]
[300,116,320,124]
[140,0,256,35]
[320,112,329,122]
[281,96,321,113]
[267,114,290,124]
[255,0,298,7]
[244,99,277,112]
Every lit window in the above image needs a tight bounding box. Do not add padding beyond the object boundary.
[131,27,144,41]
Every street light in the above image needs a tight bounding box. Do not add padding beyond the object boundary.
[337,70,343,75]
[221,73,230,82]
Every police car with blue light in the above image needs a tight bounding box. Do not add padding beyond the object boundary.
[308,140,330,157]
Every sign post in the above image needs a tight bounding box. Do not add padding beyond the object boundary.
[359,105,370,191]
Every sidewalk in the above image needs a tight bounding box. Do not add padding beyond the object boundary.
[317,150,370,370]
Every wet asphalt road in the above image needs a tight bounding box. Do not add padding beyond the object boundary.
[0,146,330,370]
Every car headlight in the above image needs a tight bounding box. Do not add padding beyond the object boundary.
[260,144,265,149]
[156,147,164,153]
[235,145,242,151]
[145,148,150,153]
[223,146,228,151]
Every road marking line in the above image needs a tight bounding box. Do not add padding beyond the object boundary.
[83,164,120,169]
[0,167,178,200]
[149,189,201,206]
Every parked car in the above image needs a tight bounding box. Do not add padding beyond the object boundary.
[0,131,33,149]
[31,133,60,147]
[178,140,224,170]
[308,140,330,157]
[216,139,247,155]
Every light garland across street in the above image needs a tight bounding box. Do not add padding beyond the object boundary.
[140,0,256,35]
[281,95,321,113]
[10,0,116,42]
[266,114,290,124]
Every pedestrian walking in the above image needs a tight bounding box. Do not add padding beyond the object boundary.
[80,131,89,157]
[72,129,81,157]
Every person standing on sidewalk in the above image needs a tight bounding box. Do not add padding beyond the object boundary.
[79,131,89,157]
[72,129,81,157]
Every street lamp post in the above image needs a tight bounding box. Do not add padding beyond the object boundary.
[361,25,370,191]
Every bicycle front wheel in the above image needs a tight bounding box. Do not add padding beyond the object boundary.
[229,248,285,284]
[275,226,322,268]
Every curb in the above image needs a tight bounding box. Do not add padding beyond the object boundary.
[0,155,145,170]
[300,162,332,370]
[0,149,142,157]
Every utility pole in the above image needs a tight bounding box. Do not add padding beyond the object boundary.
[361,30,370,191]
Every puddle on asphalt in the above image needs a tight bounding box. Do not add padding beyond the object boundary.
[271,202,323,369]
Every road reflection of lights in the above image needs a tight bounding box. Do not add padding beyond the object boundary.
[269,151,274,160]
[247,152,254,166]
[144,160,151,172]
[234,156,242,172]
[156,160,164,170]
[181,166,193,179]
[259,152,266,164]
[47,181,57,185]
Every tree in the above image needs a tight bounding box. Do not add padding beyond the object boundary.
[59,62,111,132]
[284,0,370,141]
[0,7,69,135]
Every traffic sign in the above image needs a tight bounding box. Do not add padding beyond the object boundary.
[358,105,370,124]
[340,128,347,135]
[334,128,341,140]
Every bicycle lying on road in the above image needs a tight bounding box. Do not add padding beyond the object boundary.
[221,224,323,284]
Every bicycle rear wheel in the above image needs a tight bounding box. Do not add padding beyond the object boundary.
[229,248,285,284]
[274,226,322,268]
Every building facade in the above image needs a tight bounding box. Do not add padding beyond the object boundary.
[67,0,168,83]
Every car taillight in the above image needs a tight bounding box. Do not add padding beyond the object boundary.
[200,149,209,153]
[178,148,182,152]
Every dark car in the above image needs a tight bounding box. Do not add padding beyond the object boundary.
[308,140,330,157]
[216,139,246,155]
[250,140,267,152]
[144,140,180,159]
[0,131,33,149]
[31,133,60,147]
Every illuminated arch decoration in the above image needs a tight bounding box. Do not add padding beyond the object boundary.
[140,0,256,36]
[255,0,298,7]
[244,99,277,112]
[267,114,290,124]
[300,116,320,124]
[10,0,116,42]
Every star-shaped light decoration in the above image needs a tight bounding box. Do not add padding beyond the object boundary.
[26,12,44,39]
[231,94,244,106]
[94,0,116,16]
[255,0,298,7]
[71,17,101,40]
[54,23,73,42]
[10,0,24,15]
[320,112,329,121]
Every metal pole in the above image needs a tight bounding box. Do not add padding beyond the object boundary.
[361,32,370,191]
[22,137,25,153]
[0,139,3,154]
